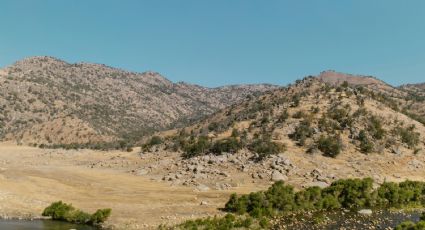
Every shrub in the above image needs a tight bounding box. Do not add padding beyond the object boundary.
[317,135,343,158]
[368,116,385,140]
[358,130,374,153]
[210,137,242,155]
[397,125,420,148]
[225,178,425,218]
[248,139,285,160]
[327,106,353,129]
[42,201,74,221]
[179,179,425,229]
[208,122,219,131]
[290,120,314,146]
[292,110,305,119]
[395,219,425,230]
[42,201,111,226]
[277,110,289,123]
[90,208,112,225]
[182,136,211,158]
[148,136,163,146]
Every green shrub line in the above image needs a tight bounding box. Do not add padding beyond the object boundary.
[42,201,111,226]
[169,178,425,229]
[395,212,425,230]
[225,178,425,217]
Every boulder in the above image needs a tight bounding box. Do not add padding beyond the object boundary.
[303,181,329,189]
[195,184,210,192]
[271,171,288,182]
[136,169,149,176]
[392,147,402,155]
[357,209,373,215]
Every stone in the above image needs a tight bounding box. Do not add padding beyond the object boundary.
[271,171,287,181]
[136,169,148,176]
[358,209,373,215]
[200,201,208,205]
[303,181,329,189]
[392,147,402,155]
[408,159,423,169]
[195,184,210,192]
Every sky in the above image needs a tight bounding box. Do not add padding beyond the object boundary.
[1,0,424,87]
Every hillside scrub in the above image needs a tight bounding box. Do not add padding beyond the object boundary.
[41,140,134,152]
[396,125,421,148]
[42,201,111,226]
[316,135,343,157]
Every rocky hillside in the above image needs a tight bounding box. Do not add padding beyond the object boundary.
[134,74,425,191]
[0,56,277,146]
[401,82,425,91]
[154,74,425,159]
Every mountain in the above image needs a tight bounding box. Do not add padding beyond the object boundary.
[317,70,384,86]
[134,73,425,192]
[400,82,425,94]
[0,56,278,146]
[157,73,425,159]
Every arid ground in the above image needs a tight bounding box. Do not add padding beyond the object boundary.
[1,141,425,229]
[0,143,264,229]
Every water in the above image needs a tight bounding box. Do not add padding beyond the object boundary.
[276,209,423,229]
[0,219,96,230]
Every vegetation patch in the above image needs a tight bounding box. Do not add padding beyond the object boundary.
[395,212,425,230]
[42,201,111,226]
[168,178,425,229]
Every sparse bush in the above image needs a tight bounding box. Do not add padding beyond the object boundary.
[290,120,314,146]
[317,135,343,158]
[397,125,420,148]
[182,136,211,158]
[358,130,374,153]
[327,106,353,129]
[248,139,285,160]
[368,116,385,140]
[210,137,242,155]
[277,110,289,123]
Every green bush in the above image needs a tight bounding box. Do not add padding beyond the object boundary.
[225,178,425,219]
[175,214,254,230]
[358,130,374,153]
[368,116,386,140]
[42,201,111,226]
[395,214,425,230]
[290,120,314,146]
[277,110,289,123]
[248,139,285,160]
[397,125,420,148]
[210,137,242,155]
[90,208,112,224]
[317,135,343,158]
[142,136,163,150]
[42,201,74,221]
[174,179,425,229]
[327,106,353,129]
[182,136,211,158]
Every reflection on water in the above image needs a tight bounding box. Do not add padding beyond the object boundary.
[0,219,96,230]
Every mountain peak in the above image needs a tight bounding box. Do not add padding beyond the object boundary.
[317,70,382,86]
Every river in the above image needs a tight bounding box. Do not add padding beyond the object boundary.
[0,219,96,230]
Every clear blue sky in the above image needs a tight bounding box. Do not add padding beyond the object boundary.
[1,0,424,87]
